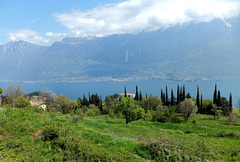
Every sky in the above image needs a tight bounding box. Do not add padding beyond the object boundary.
[0,0,239,46]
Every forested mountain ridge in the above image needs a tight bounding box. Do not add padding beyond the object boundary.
[0,17,240,82]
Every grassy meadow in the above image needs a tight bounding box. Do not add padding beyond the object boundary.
[0,107,239,161]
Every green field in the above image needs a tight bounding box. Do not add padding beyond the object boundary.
[0,107,239,161]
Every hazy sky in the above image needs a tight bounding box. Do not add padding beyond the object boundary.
[0,0,239,45]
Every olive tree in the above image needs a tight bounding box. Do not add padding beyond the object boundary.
[55,94,75,114]
[117,97,144,124]
[179,98,198,122]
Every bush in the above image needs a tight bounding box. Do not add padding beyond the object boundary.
[14,96,31,108]
[31,106,45,114]
[70,115,83,123]
[42,125,60,141]
[150,107,181,123]
[85,108,101,117]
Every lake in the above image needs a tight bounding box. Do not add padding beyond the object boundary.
[0,79,239,107]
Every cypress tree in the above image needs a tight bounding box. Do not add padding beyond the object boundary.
[171,89,175,106]
[82,95,89,106]
[180,87,183,102]
[228,93,233,125]
[139,91,142,101]
[196,86,200,107]
[162,93,165,105]
[135,85,139,101]
[99,96,103,112]
[161,89,165,104]
[166,86,169,106]
[161,89,163,100]
[200,94,203,114]
[229,93,232,107]
[145,93,148,99]
[124,86,127,97]
[89,93,92,104]
[186,93,191,98]
[183,85,186,101]
[217,90,221,106]
[177,84,180,104]
[213,84,217,105]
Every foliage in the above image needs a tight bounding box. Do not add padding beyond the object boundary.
[202,99,213,114]
[179,98,198,122]
[14,96,31,108]
[3,83,25,104]
[117,96,144,124]
[142,95,162,111]
[41,89,56,110]
[150,107,182,123]
[85,108,101,117]
[0,87,4,94]
[211,105,223,120]
[55,94,75,114]
[0,108,240,161]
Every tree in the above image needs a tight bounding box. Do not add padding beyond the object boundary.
[15,96,31,108]
[124,86,127,97]
[135,85,139,101]
[117,97,144,124]
[142,95,162,111]
[217,90,221,106]
[183,85,186,101]
[139,91,143,102]
[177,84,180,104]
[202,99,213,115]
[82,95,89,106]
[165,86,169,106]
[55,94,75,114]
[0,87,4,95]
[179,98,198,122]
[4,83,25,107]
[41,89,56,110]
[196,86,200,108]
[171,89,175,106]
[213,84,217,105]
[186,93,191,98]
[199,94,203,114]
[228,93,233,125]
[161,89,165,105]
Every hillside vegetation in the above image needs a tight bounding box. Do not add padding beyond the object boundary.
[0,107,239,161]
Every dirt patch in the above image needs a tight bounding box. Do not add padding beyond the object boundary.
[34,130,43,139]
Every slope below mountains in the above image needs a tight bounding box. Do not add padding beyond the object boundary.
[0,17,240,82]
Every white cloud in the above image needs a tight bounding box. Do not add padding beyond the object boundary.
[45,32,69,42]
[8,30,69,45]
[8,30,50,45]
[55,0,240,36]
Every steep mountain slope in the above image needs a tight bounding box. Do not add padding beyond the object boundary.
[0,17,239,82]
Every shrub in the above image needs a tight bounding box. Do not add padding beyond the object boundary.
[14,96,31,108]
[42,125,60,141]
[31,106,45,114]
[150,107,181,123]
[85,108,101,117]
[70,115,83,123]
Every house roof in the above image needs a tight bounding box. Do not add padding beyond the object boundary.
[120,93,135,96]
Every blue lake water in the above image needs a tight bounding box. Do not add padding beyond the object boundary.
[0,79,239,107]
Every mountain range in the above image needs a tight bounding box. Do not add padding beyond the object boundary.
[0,17,240,82]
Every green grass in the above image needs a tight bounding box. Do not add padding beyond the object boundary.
[0,108,240,161]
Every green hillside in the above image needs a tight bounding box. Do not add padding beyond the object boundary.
[0,107,239,161]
